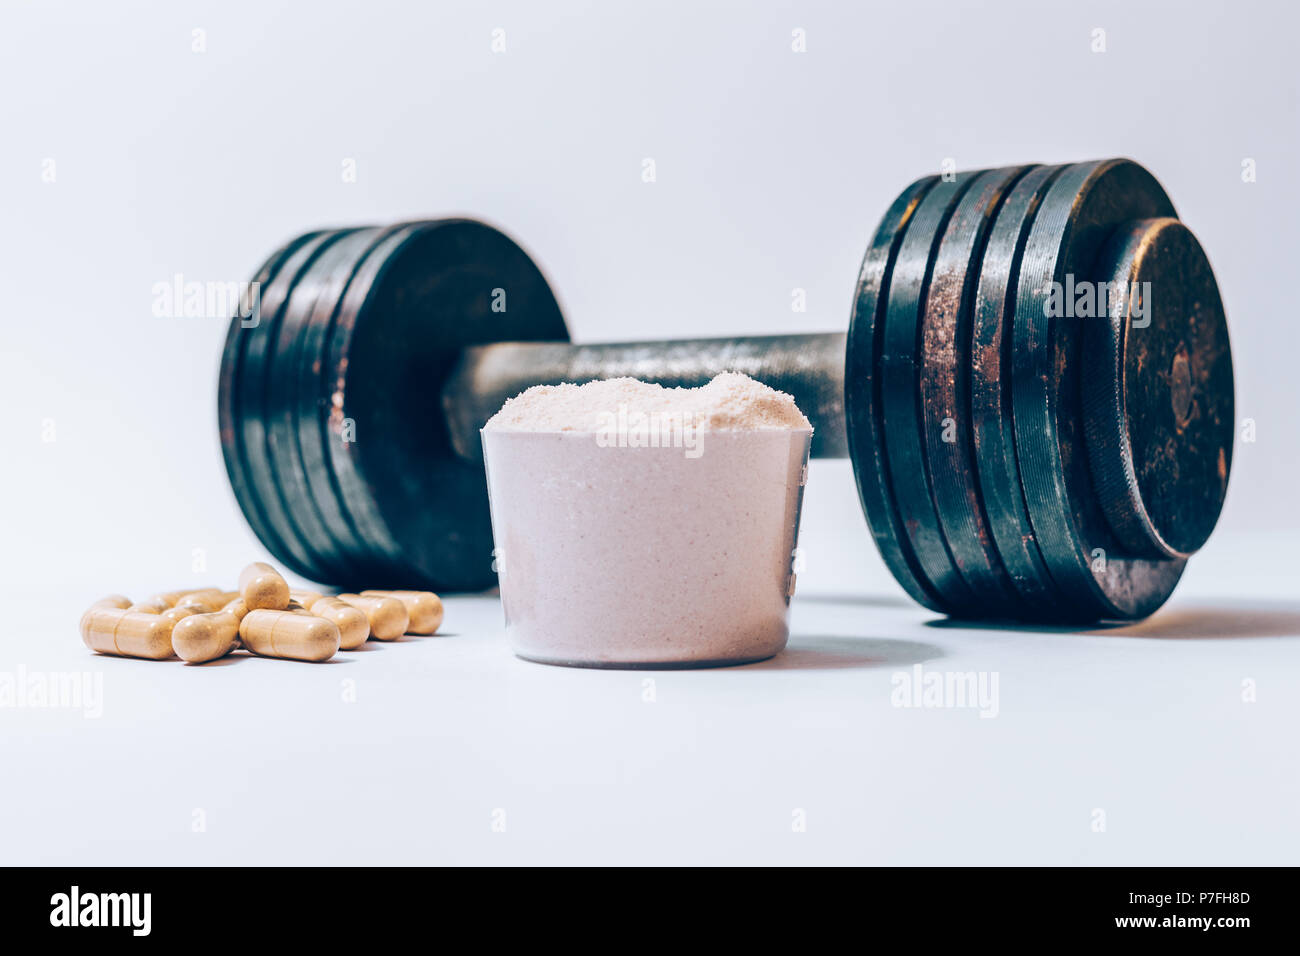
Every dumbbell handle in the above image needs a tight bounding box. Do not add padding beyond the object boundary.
[441,331,848,461]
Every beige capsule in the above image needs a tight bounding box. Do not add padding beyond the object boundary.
[130,596,173,614]
[172,609,242,664]
[79,607,177,660]
[289,589,325,608]
[147,587,222,608]
[307,597,370,650]
[174,591,227,613]
[361,590,443,635]
[91,595,133,610]
[160,605,199,627]
[239,561,290,610]
[239,609,339,662]
[129,600,196,627]
[336,594,408,641]
[221,597,250,621]
[129,598,176,621]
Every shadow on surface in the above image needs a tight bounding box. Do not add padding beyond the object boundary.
[215,652,352,664]
[924,602,1300,640]
[752,635,945,671]
[384,632,461,642]
[183,653,252,667]
[794,593,915,610]
[1092,604,1300,640]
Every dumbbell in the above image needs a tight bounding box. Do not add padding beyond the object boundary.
[218,157,1234,622]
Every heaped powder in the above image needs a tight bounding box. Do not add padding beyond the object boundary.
[483,371,813,433]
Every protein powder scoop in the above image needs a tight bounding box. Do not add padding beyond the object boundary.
[482,372,812,667]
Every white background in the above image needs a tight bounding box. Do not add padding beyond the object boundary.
[1,0,1297,865]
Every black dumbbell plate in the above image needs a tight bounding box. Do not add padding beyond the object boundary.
[878,172,985,615]
[322,220,568,591]
[918,164,1033,619]
[1011,159,1185,620]
[968,163,1067,614]
[223,230,355,581]
[845,174,946,613]
[266,228,385,582]
[219,232,323,569]
[290,228,391,578]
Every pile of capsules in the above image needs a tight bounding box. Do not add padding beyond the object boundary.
[79,561,443,664]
